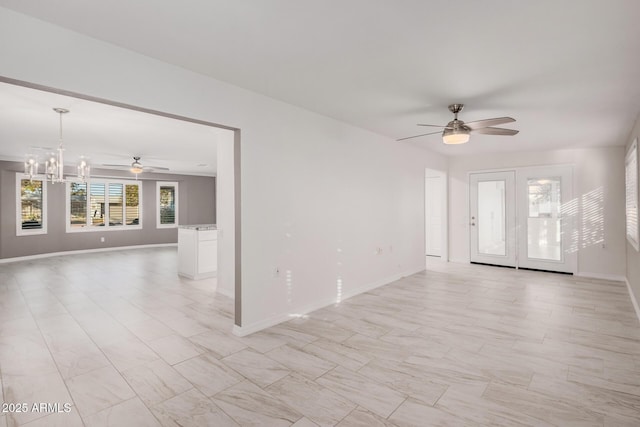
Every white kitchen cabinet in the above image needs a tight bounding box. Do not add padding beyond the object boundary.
[178,225,217,279]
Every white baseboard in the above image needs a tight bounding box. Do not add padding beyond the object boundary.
[576,272,626,282]
[233,265,425,337]
[0,243,177,264]
[625,277,640,324]
[448,258,470,264]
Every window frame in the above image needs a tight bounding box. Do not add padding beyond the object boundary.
[16,173,48,236]
[626,138,639,251]
[157,181,179,229]
[65,178,143,233]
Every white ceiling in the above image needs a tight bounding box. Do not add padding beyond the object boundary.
[0,82,226,176]
[1,0,640,157]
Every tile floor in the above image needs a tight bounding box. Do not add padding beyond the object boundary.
[1,247,640,426]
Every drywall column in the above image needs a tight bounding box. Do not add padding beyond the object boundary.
[216,129,236,300]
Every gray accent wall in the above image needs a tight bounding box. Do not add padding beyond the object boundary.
[0,160,215,259]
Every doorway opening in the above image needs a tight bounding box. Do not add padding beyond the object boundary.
[0,76,243,327]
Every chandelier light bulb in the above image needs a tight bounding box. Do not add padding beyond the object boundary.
[24,155,39,180]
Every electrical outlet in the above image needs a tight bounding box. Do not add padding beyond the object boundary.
[273,267,280,278]
[100,237,105,243]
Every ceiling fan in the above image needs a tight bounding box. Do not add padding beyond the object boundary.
[101,156,170,174]
[397,104,519,144]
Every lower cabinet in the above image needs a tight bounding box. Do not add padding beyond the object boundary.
[178,227,217,279]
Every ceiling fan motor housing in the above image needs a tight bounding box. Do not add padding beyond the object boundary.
[448,104,464,115]
[442,116,471,144]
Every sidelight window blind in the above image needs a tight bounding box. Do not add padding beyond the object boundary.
[626,138,639,251]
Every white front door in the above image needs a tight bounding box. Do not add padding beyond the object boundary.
[468,166,576,273]
[469,171,516,267]
[517,166,575,273]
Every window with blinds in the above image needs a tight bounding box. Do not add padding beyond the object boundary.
[67,178,142,232]
[157,181,179,228]
[626,138,639,251]
[16,173,47,236]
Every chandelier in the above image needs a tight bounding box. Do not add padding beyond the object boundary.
[25,108,91,183]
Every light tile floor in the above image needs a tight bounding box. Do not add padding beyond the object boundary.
[1,248,640,426]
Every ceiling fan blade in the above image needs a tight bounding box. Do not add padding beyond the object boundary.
[143,166,170,171]
[471,127,519,136]
[100,164,129,168]
[417,123,447,128]
[464,117,515,130]
[396,130,443,141]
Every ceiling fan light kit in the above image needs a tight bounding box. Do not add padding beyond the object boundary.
[442,128,470,145]
[130,156,144,174]
[442,104,469,144]
[397,103,519,144]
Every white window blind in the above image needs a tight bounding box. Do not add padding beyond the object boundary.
[626,138,639,251]
[66,178,142,232]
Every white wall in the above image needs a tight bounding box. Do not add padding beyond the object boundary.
[216,131,235,299]
[625,113,640,318]
[449,147,626,279]
[0,8,447,333]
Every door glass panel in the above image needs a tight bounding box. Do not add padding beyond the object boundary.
[527,177,562,260]
[478,180,506,256]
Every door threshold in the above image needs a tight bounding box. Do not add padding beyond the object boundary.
[517,267,573,275]
[470,262,516,269]
[470,262,573,275]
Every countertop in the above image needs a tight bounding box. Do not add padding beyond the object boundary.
[179,224,217,231]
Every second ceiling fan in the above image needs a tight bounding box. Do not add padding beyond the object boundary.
[397,104,519,144]
[101,156,170,174]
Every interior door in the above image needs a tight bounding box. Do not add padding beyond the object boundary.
[470,171,516,267]
[517,166,575,273]
[425,175,442,257]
